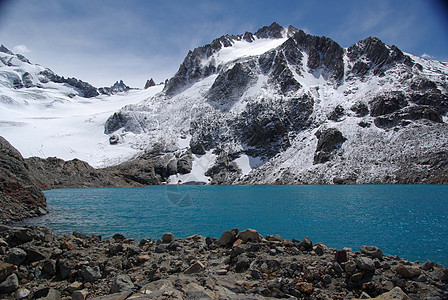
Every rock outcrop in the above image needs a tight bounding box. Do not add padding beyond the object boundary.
[0,137,46,224]
[0,226,446,299]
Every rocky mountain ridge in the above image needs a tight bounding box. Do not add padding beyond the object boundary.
[104,23,448,184]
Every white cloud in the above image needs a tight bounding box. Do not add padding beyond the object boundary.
[12,44,30,54]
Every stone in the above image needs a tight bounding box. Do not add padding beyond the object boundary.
[42,259,56,275]
[24,247,47,263]
[112,233,126,241]
[298,236,313,250]
[0,273,19,293]
[5,247,27,265]
[15,288,31,299]
[235,254,250,273]
[395,264,421,278]
[351,272,364,282]
[335,249,348,263]
[216,269,228,275]
[359,291,371,299]
[110,274,134,293]
[60,240,76,250]
[361,245,384,259]
[66,281,83,293]
[295,282,314,295]
[57,259,73,279]
[322,274,332,284]
[218,228,239,247]
[154,244,166,253]
[136,254,151,264]
[266,234,285,242]
[357,257,376,272]
[72,289,89,300]
[108,243,123,255]
[184,261,205,274]
[314,244,325,255]
[162,232,175,243]
[354,287,411,300]
[33,287,61,300]
[80,266,102,282]
[0,262,16,282]
[420,261,435,271]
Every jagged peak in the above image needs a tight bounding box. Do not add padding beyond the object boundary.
[254,22,285,39]
[144,78,156,89]
[0,44,14,55]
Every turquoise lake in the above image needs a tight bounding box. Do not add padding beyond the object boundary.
[16,185,448,266]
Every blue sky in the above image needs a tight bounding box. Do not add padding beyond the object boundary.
[0,0,447,88]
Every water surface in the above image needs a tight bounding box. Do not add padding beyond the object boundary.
[17,185,448,266]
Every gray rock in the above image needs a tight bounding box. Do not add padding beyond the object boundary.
[110,274,134,293]
[42,259,56,275]
[0,273,19,293]
[0,262,16,283]
[57,259,73,279]
[361,245,384,259]
[345,260,357,273]
[6,247,27,265]
[15,288,31,299]
[72,289,89,300]
[420,261,435,271]
[218,228,239,247]
[235,254,250,273]
[395,264,421,278]
[237,229,262,243]
[183,261,205,274]
[298,236,313,250]
[162,232,175,243]
[314,128,346,164]
[154,244,166,253]
[79,266,102,282]
[357,257,375,272]
[33,287,61,300]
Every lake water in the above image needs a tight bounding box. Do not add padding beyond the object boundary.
[16,185,448,266]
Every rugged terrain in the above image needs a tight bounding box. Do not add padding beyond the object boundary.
[1,23,448,184]
[0,226,447,299]
[100,23,448,184]
[0,137,46,224]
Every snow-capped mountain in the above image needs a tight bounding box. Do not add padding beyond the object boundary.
[104,23,448,184]
[1,23,447,184]
[0,45,163,167]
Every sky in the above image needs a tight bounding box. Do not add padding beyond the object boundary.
[0,0,447,88]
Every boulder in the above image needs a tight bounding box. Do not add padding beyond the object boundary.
[0,262,16,282]
[354,287,410,300]
[395,264,421,278]
[313,128,346,164]
[33,287,61,300]
[15,288,31,299]
[5,247,27,265]
[162,232,175,243]
[361,245,384,259]
[357,257,375,272]
[183,261,205,274]
[79,266,102,282]
[217,228,239,247]
[298,236,313,250]
[0,273,19,294]
[236,229,262,243]
[110,274,134,293]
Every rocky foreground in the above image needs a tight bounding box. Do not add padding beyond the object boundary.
[0,226,446,300]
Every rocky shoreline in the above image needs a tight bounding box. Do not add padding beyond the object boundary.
[0,226,446,299]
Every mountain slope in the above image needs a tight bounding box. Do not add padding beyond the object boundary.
[105,23,448,184]
[0,45,163,167]
[1,24,447,184]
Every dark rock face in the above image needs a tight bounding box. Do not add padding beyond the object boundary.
[21,72,34,88]
[369,91,408,117]
[207,62,257,110]
[347,37,413,77]
[0,45,14,55]
[254,22,284,39]
[314,128,346,164]
[292,30,344,81]
[99,80,132,95]
[38,70,99,98]
[144,78,156,89]
[0,137,46,224]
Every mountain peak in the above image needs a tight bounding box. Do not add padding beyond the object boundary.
[0,44,14,55]
[254,22,285,39]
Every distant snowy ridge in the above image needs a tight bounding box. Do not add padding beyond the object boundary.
[1,23,447,184]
